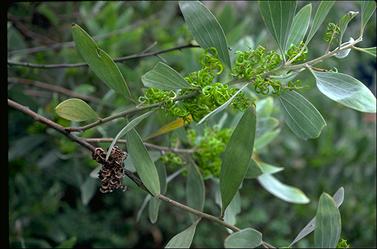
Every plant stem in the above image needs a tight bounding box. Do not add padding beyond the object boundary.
[65,91,198,132]
[7,43,200,69]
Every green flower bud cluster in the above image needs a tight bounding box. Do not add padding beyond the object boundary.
[336,239,350,248]
[188,127,232,178]
[286,41,308,63]
[232,45,282,80]
[324,22,340,44]
[160,151,184,168]
[139,48,252,122]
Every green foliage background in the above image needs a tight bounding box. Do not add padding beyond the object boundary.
[8,2,376,248]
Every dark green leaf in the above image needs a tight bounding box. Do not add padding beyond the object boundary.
[311,71,376,113]
[55,98,98,122]
[165,219,201,248]
[220,107,256,216]
[148,162,167,223]
[56,237,77,249]
[360,1,376,35]
[224,228,262,248]
[72,24,130,96]
[259,0,297,54]
[141,62,192,90]
[279,90,326,139]
[186,163,205,221]
[306,1,335,44]
[289,187,344,247]
[179,1,231,68]
[106,111,154,160]
[287,3,312,48]
[314,193,342,248]
[125,129,160,196]
[148,197,160,224]
[258,174,309,204]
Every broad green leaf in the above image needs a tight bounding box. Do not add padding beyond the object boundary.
[254,129,281,151]
[179,1,231,68]
[125,129,160,196]
[311,71,376,113]
[286,3,312,48]
[106,111,154,160]
[245,160,283,179]
[259,0,297,54]
[72,24,130,96]
[290,187,344,247]
[56,237,77,249]
[223,192,241,229]
[360,1,376,35]
[141,62,192,90]
[80,177,97,206]
[148,162,167,223]
[124,150,161,173]
[258,174,309,204]
[220,107,256,216]
[256,97,274,118]
[314,193,342,248]
[354,46,376,57]
[279,90,326,140]
[224,228,262,248]
[338,11,358,45]
[55,98,98,122]
[256,117,279,137]
[198,84,249,125]
[165,219,201,248]
[306,1,335,44]
[186,163,205,221]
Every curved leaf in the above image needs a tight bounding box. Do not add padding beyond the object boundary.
[259,0,297,54]
[290,187,344,247]
[223,192,241,230]
[142,62,192,90]
[220,107,256,216]
[338,11,358,45]
[224,228,262,248]
[186,163,205,221]
[245,160,284,179]
[314,193,341,248]
[125,129,160,196]
[279,90,326,140]
[179,1,231,68]
[311,71,376,113]
[287,3,312,48]
[72,24,130,96]
[55,98,98,122]
[165,219,201,248]
[148,162,167,223]
[254,128,281,151]
[306,1,335,44]
[106,111,154,160]
[360,1,376,35]
[257,174,309,204]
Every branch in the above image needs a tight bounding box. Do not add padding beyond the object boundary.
[8,77,103,105]
[65,91,198,132]
[7,43,200,69]
[8,98,275,248]
[85,138,195,154]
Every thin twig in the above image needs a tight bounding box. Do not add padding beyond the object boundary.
[8,77,103,105]
[84,138,195,154]
[7,44,200,69]
[65,91,198,132]
[8,98,275,248]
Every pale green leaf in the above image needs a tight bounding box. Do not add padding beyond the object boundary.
[245,160,284,179]
[259,0,297,54]
[258,174,309,204]
[290,187,344,247]
[360,1,376,35]
[55,98,98,122]
[72,24,130,96]
[223,192,241,229]
[256,117,279,137]
[254,128,281,151]
[287,3,312,48]
[224,228,262,248]
[179,1,231,68]
[106,111,154,160]
[354,46,376,57]
[314,193,342,248]
[198,84,248,124]
[148,162,167,223]
[125,129,160,196]
[256,97,274,118]
[141,62,192,90]
[80,177,97,206]
[338,11,358,45]
[279,90,326,139]
[311,71,376,113]
[186,163,205,221]
[165,219,201,248]
[220,107,256,216]
[306,1,335,44]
